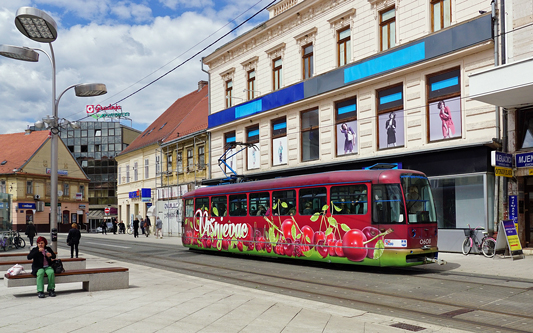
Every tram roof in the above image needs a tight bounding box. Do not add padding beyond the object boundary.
[184,169,426,198]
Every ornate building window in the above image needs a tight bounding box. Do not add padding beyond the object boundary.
[380,7,396,51]
[431,0,451,32]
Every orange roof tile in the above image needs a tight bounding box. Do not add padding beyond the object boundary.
[119,84,209,155]
[0,131,49,174]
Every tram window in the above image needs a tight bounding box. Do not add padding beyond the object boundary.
[299,187,326,215]
[229,194,247,216]
[272,190,296,215]
[185,199,194,217]
[401,175,436,223]
[211,196,227,217]
[331,185,368,215]
[372,184,404,224]
[250,192,270,216]
[195,197,209,213]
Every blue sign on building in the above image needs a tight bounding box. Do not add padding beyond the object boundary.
[491,151,513,168]
[18,203,36,209]
[515,152,533,168]
[509,195,517,223]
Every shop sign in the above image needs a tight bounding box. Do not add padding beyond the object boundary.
[18,203,36,209]
[500,220,522,252]
[0,203,4,209]
[46,168,68,176]
[79,205,86,209]
[515,152,533,168]
[495,167,513,178]
[76,193,83,201]
[491,151,512,168]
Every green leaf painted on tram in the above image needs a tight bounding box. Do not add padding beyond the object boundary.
[322,204,329,212]
[333,203,342,212]
[340,224,351,232]
[328,217,337,227]
[325,227,333,236]
[310,213,320,222]
[269,227,275,242]
[305,235,311,243]
[273,203,277,210]
[212,207,219,216]
[295,233,302,240]
[281,202,288,208]
[373,239,385,259]
[291,225,297,238]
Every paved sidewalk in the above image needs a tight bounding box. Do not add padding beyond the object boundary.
[0,232,531,333]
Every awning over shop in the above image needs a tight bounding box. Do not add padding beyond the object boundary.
[87,210,117,219]
[147,205,156,217]
[469,57,533,108]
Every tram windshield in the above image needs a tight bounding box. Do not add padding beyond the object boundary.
[401,174,437,223]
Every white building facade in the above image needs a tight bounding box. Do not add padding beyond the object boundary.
[203,0,504,252]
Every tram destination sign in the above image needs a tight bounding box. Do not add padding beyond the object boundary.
[515,152,533,168]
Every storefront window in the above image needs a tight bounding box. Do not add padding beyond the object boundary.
[430,174,493,230]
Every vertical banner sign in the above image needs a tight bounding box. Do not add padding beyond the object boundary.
[509,195,518,230]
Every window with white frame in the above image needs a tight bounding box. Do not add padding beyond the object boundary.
[187,149,193,172]
[272,58,282,91]
[118,167,122,185]
[126,164,130,183]
[301,109,319,162]
[0,180,5,193]
[155,155,160,175]
[26,180,33,195]
[134,162,138,181]
[63,183,69,196]
[167,153,172,173]
[145,159,149,178]
[79,185,84,198]
[198,146,205,169]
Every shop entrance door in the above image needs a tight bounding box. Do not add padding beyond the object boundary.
[524,179,533,247]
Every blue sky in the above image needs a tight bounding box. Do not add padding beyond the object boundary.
[0,0,272,133]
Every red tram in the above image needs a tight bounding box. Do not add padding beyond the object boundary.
[181,169,441,267]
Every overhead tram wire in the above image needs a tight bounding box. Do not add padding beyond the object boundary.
[73,0,278,123]
[90,0,269,110]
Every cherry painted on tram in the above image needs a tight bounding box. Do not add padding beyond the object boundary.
[181,169,440,267]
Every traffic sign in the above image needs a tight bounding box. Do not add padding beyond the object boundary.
[104,207,110,214]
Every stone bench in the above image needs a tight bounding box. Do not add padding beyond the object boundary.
[0,258,87,278]
[4,267,129,292]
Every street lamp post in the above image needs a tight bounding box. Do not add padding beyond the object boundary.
[0,7,107,252]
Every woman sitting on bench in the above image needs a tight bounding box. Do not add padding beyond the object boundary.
[27,236,57,298]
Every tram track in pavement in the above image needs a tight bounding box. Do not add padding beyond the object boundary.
[63,239,533,333]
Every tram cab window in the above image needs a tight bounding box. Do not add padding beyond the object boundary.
[185,199,194,217]
[272,190,297,215]
[330,185,368,215]
[372,184,404,224]
[229,194,247,216]
[299,187,327,215]
[211,196,227,217]
[401,175,436,223]
[250,192,270,216]
[195,197,209,213]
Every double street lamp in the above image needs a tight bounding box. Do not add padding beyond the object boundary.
[0,7,107,252]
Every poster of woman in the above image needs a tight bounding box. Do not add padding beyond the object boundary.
[273,137,287,166]
[378,111,404,149]
[429,96,461,141]
[336,120,358,156]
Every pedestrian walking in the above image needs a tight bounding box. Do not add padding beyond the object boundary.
[100,221,107,235]
[155,216,163,239]
[133,217,139,238]
[119,220,125,234]
[144,218,151,237]
[27,236,56,298]
[66,223,81,258]
[140,217,145,235]
[25,221,37,248]
[112,218,118,235]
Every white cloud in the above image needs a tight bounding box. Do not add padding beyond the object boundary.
[0,0,270,135]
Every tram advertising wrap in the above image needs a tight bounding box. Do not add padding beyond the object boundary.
[182,170,440,267]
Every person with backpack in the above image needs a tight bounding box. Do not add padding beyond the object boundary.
[144,217,151,237]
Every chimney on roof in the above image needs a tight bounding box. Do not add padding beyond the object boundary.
[25,126,33,135]
[198,80,208,91]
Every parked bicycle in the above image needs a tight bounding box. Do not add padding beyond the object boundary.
[462,224,496,258]
[13,230,26,249]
